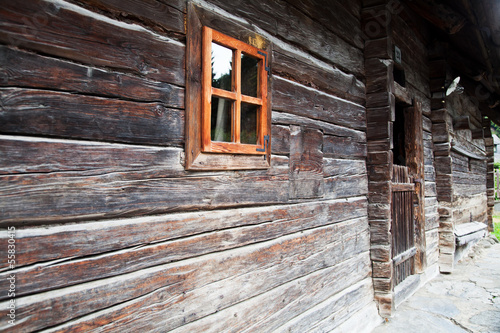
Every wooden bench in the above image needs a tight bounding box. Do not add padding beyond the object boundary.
[454,222,487,247]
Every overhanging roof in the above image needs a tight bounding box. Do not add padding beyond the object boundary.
[404,0,500,125]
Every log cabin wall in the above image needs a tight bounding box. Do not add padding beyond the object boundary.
[393,3,439,279]
[363,0,439,316]
[447,95,488,225]
[363,1,397,317]
[0,0,383,331]
[391,2,440,298]
[430,51,490,273]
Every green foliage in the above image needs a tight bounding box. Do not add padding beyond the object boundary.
[492,123,500,137]
[492,220,500,241]
[495,162,500,170]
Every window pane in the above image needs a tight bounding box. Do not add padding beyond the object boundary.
[241,53,259,97]
[211,43,232,91]
[241,103,258,144]
[211,97,232,142]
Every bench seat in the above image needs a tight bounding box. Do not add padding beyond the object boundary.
[454,222,487,247]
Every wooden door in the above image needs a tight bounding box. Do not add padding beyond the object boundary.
[391,165,417,286]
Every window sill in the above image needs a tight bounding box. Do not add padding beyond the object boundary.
[187,151,270,170]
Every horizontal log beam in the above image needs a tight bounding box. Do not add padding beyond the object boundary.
[0,221,370,331]
[392,246,417,266]
[391,183,415,192]
[0,88,185,146]
[0,46,185,107]
[0,0,185,85]
[451,141,487,160]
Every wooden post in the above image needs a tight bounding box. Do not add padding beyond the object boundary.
[404,102,426,273]
[363,0,395,318]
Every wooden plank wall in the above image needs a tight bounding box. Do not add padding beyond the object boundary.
[0,0,381,331]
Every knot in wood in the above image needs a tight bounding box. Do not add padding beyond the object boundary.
[154,105,164,116]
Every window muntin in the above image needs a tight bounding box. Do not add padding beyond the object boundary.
[202,27,268,155]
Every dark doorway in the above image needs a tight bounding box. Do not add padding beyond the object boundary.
[393,104,406,166]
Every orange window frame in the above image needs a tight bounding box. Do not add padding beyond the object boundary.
[202,27,269,155]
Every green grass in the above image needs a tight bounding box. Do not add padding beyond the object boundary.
[493,214,500,241]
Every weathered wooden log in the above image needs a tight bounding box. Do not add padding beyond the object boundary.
[368,181,391,204]
[3,195,362,269]
[369,203,391,220]
[365,58,393,95]
[323,135,367,159]
[425,182,438,198]
[423,115,433,132]
[272,111,366,141]
[472,128,485,140]
[272,51,365,104]
[451,140,487,161]
[0,136,184,176]
[190,278,374,333]
[453,116,472,131]
[271,125,291,155]
[425,164,437,181]
[0,220,370,331]
[0,46,185,107]
[0,0,185,85]
[361,5,392,40]
[372,277,392,293]
[432,123,451,143]
[372,260,393,279]
[368,138,392,153]
[367,164,392,182]
[283,0,364,49]
[425,213,440,230]
[0,160,291,224]
[0,199,368,296]
[366,106,395,124]
[371,244,392,262]
[323,158,366,178]
[206,0,364,75]
[324,174,368,200]
[289,127,324,199]
[0,88,184,145]
[365,37,392,60]
[272,77,366,131]
[367,121,392,141]
[366,92,395,109]
[56,256,372,333]
[368,151,392,165]
[74,0,185,33]
[369,219,391,244]
[435,156,452,174]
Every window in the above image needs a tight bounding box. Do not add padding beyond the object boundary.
[185,4,272,170]
[202,27,269,155]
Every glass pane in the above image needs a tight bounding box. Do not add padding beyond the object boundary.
[211,97,232,142]
[240,103,258,144]
[241,53,259,97]
[211,43,233,91]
